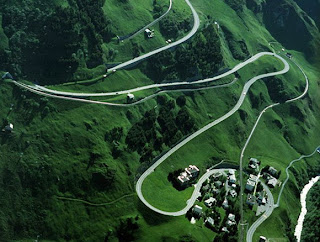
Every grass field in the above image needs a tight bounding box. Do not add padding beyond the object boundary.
[102,0,192,63]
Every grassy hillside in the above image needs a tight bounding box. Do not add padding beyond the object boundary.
[0,0,319,241]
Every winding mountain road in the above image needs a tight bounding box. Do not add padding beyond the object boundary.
[9,1,315,240]
[30,52,279,97]
[136,167,227,216]
[135,53,289,216]
[246,182,274,242]
[13,77,238,107]
[276,146,320,207]
[241,55,312,242]
[109,0,199,72]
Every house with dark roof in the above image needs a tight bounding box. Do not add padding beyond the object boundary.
[204,197,216,207]
[192,205,203,217]
[205,217,215,226]
[268,166,277,177]
[2,72,13,80]
[3,123,13,133]
[246,194,256,206]
[246,174,258,192]
[267,176,277,188]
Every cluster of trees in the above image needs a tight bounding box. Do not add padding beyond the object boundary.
[0,0,113,84]
[105,127,124,158]
[225,0,246,13]
[223,28,249,60]
[152,0,164,18]
[264,76,292,103]
[126,96,196,163]
[104,216,140,242]
[143,23,222,82]
[159,15,191,39]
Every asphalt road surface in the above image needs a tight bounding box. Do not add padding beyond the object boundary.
[31,52,283,97]
[246,182,274,242]
[136,167,228,216]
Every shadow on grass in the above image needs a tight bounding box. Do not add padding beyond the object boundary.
[137,199,172,226]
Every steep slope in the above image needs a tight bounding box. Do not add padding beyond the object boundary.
[246,0,320,64]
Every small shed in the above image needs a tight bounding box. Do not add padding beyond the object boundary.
[4,123,14,132]
[145,28,154,38]
[2,72,13,80]
[127,93,135,103]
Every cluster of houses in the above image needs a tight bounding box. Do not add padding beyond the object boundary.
[221,213,236,233]
[246,158,280,208]
[263,166,279,188]
[177,165,200,187]
[187,169,239,234]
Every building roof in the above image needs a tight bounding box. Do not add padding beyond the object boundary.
[268,166,277,175]
[250,158,259,165]
[222,198,229,208]
[185,165,199,176]
[193,205,202,214]
[230,190,237,197]
[205,217,214,226]
[228,169,235,175]
[226,220,236,226]
[259,236,267,242]
[212,172,222,178]
[246,194,256,205]
[229,174,236,183]
[145,28,152,33]
[2,72,13,80]
[177,175,190,184]
[228,213,235,221]
[204,197,216,206]
[246,179,255,190]
[127,93,135,99]
[5,123,13,131]
[249,174,258,182]
[222,227,229,232]
[267,177,277,187]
